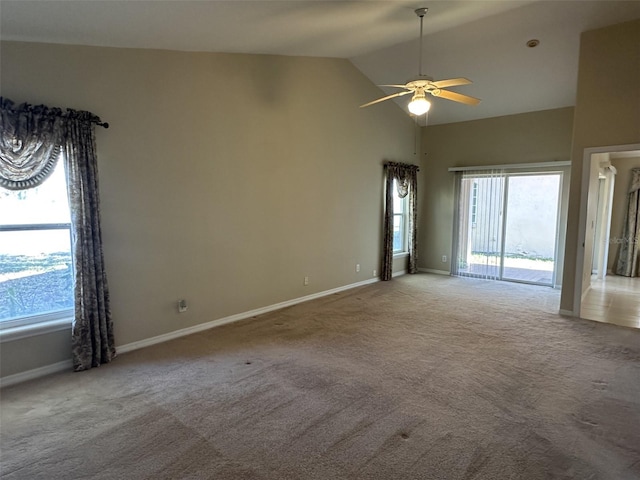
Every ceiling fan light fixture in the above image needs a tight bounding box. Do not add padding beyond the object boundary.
[408,94,431,115]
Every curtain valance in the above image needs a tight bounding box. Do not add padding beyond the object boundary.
[0,97,105,190]
[385,161,419,198]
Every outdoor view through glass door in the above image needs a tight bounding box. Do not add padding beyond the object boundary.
[454,171,561,286]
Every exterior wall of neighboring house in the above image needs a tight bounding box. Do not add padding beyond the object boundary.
[464,174,560,260]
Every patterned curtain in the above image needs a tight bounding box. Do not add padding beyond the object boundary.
[0,97,115,371]
[615,168,640,277]
[381,162,419,281]
[64,113,116,370]
[0,99,64,189]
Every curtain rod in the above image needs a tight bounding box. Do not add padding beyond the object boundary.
[448,161,570,172]
[0,98,109,129]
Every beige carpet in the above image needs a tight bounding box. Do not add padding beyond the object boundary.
[1,273,639,479]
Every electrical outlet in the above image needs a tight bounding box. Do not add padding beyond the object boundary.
[356,264,360,273]
[442,255,447,263]
[178,299,188,313]
[303,276,309,286]
[373,269,377,277]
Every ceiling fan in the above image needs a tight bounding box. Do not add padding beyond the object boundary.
[360,7,480,116]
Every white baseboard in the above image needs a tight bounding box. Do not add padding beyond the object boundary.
[116,276,380,354]
[1,277,381,387]
[418,268,451,276]
[392,269,407,277]
[0,359,73,388]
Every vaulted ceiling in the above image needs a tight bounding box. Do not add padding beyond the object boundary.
[2,1,639,125]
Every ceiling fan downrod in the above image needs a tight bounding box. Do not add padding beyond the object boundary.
[415,8,428,77]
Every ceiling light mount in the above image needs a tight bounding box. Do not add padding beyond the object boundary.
[527,39,540,48]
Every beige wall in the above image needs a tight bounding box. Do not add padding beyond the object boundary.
[0,41,416,378]
[608,156,640,272]
[560,19,640,312]
[418,107,574,276]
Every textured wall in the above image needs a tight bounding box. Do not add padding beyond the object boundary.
[0,41,416,378]
[560,19,640,312]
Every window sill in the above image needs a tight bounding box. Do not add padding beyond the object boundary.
[0,317,72,343]
[393,252,409,258]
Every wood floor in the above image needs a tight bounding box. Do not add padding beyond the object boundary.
[581,274,640,329]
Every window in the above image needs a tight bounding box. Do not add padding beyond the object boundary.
[0,157,74,330]
[392,179,409,254]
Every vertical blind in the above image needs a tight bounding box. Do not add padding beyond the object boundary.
[451,169,506,280]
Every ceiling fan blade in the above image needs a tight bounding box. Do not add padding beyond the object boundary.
[432,89,480,105]
[378,84,411,89]
[360,90,412,108]
[431,77,472,89]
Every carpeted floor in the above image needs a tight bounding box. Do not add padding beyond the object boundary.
[1,273,639,479]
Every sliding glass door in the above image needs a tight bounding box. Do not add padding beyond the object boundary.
[453,170,562,286]
[501,174,560,284]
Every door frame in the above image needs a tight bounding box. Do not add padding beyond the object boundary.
[573,143,640,317]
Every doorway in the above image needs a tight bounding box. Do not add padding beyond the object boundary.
[576,145,640,327]
[453,170,563,286]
